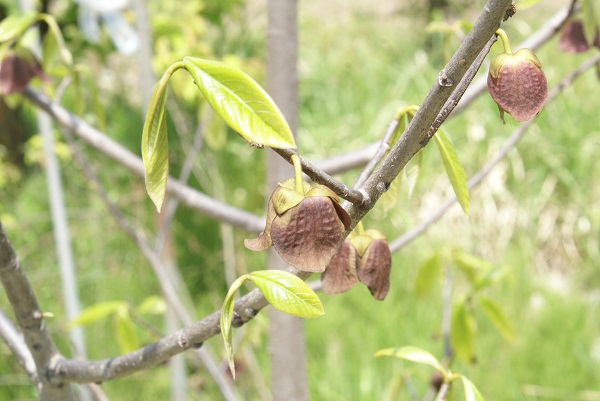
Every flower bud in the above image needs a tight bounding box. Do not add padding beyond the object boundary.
[245,178,351,273]
[487,48,548,123]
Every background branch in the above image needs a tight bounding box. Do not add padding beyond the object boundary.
[0,221,75,400]
[0,309,39,387]
[21,87,264,234]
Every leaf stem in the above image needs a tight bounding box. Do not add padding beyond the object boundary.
[291,154,304,194]
[495,28,512,54]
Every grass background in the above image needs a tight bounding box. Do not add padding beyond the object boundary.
[1,0,599,400]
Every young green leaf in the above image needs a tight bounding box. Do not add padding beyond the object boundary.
[451,300,476,363]
[114,307,140,354]
[182,57,296,149]
[67,300,126,327]
[220,275,249,379]
[478,296,514,341]
[0,11,37,43]
[247,270,324,318]
[459,375,486,401]
[141,83,169,212]
[582,0,599,46]
[39,14,72,67]
[451,249,491,285]
[136,295,167,315]
[433,129,469,214]
[404,149,423,199]
[415,253,441,297]
[374,346,448,378]
[380,174,402,213]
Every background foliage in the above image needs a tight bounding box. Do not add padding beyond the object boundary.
[0,0,599,400]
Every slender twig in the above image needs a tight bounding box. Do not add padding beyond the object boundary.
[0,221,75,400]
[352,119,399,189]
[272,148,366,204]
[389,51,600,253]
[0,309,39,387]
[21,87,264,234]
[433,382,451,401]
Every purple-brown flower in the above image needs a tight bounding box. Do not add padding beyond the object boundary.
[0,51,48,96]
[487,48,548,123]
[245,178,351,273]
[321,229,392,300]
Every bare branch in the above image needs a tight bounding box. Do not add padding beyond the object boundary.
[0,309,39,387]
[21,87,264,234]
[0,221,75,400]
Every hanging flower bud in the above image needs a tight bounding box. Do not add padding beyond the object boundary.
[245,178,351,273]
[559,20,591,53]
[487,30,548,123]
[352,229,391,300]
[321,227,392,300]
[0,50,48,96]
[321,239,359,294]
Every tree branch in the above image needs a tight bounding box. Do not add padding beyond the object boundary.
[0,309,39,387]
[346,0,513,224]
[21,87,264,234]
[389,51,600,253]
[0,221,75,400]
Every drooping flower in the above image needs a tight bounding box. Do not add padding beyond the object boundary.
[245,178,351,273]
[487,30,548,123]
[321,228,392,300]
[559,20,591,53]
[0,51,48,96]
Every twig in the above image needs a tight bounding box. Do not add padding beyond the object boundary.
[0,221,75,400]
[347,0,513,224]
[0,309,39,387]
[434,382,451,401]
[272,148,366,204]
[352,119,399,189]
[389,51,600,253]
[21,87,264,234]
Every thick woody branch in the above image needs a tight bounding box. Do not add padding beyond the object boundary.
[21,87,264,234]
[0,222,75,400]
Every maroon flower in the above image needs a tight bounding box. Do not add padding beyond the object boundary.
[0,51,48,96]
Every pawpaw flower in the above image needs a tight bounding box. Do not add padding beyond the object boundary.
[487,30,548,123]
[245,178,351,273]
[559,20,591,53]
[322,228,391,300]
[0,51,48,96]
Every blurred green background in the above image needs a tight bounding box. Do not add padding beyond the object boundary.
[0,0,599,400]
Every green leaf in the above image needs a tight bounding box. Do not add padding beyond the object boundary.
[247,270,324,318]
[136,295,167,315]
[220,275,247,379]
[582,0,600,45]
[459,375,486,401]
[451,300,476,363]
[415,253,441,297]
[433,129,469,215]
[182,57,296,149]
[451,249,490,285]
[39,14,72,67]
[380,174,402,213]
[141,83,169,212]
[404,149,423,199]
[68,301,126,327]
[114,307,140,354]
[0,11,37,43]
[374,346,448,378]
[478,296,514,341]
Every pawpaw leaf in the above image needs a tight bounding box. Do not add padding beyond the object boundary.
[434,129,469,215]
[247,270,324,318]
[374,345,449,378]
[460,375,486,401]
[479,296,514,341]
[0,11,37,43]
[141,83,169,212]
[67,301,127,327]
[182,57,296,149]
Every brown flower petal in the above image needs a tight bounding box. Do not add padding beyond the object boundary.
[270,196,346,272]
[321,239,359,294]
[244,193,277,251]
[356,239,391,301]
[0,52,47,96]
[559,20,591,53]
